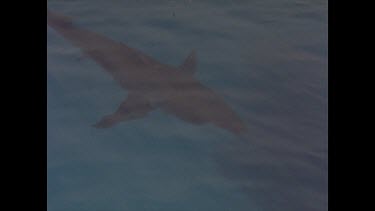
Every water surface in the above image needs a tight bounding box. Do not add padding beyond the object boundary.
[47,1,327,211]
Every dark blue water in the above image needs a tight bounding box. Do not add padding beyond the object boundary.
[47,1,327,210]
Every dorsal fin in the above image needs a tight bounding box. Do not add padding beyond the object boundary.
[180,50,197,75]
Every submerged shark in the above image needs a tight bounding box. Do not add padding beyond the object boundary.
[47,10,247,135]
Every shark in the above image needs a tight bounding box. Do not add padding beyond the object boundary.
[47,10,247,135]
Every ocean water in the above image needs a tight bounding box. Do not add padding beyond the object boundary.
[47,0,328,211]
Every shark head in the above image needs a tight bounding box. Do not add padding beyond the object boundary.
[47,9,74,29]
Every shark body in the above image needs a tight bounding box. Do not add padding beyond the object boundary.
[47,10,247,135]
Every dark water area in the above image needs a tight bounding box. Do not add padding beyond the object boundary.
[47,0,327,211]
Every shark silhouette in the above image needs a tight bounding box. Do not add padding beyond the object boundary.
[47,10,247,135]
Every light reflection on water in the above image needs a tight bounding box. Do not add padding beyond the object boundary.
[47,0,327,211]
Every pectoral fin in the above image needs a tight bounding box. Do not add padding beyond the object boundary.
[93,93,154,128]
